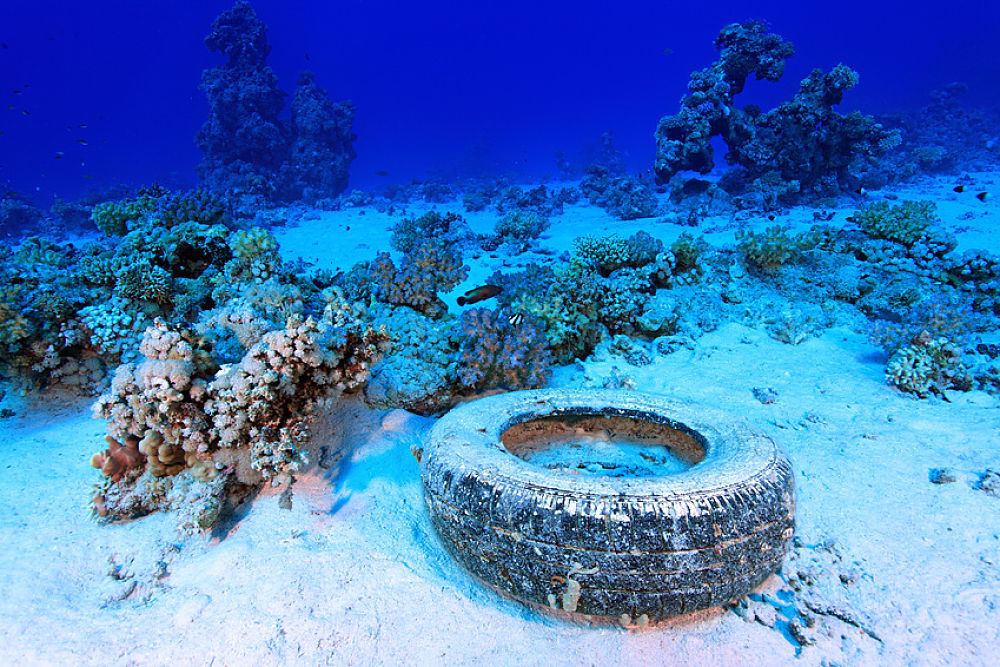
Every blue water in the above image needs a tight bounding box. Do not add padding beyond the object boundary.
[2,1,998,205]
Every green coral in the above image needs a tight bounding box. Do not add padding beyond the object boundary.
[231,228,279,262]
[225,228,282,283]
[886,333,972,398]
[494,210,549,241]
[573,231,662,276]
[736,224,818,274]
[371,242,468,318]
[854,200,937,247]
[114,260,173,305]
[0,286,32,348]
[670,232,706,274]
[91,196,158,236]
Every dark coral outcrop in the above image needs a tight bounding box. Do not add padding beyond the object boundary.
[197,2,356,202]
[654,21,898,201]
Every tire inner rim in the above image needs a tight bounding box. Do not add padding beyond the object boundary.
[500,413,706,477]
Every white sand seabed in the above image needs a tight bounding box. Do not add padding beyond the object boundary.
[1,174,998,665]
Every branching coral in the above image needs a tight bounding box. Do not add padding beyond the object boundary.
[91,196,158,236]
[363,305,458,415]
[390,210,476,254]
[886,332,972,398]
[736,225,819,274]
[92,311,387,524]
[573,231,663,276]
[456,308,552,391]
[494,210,550,242]
[206,314,387,481]
[370,241,468,318]
[853,200,938,247]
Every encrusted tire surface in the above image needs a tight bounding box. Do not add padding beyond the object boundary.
[418,389,795,621]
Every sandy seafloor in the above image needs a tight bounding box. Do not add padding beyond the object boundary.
[1,173,999,666]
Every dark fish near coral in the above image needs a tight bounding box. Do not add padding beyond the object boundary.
[854,186,866,195]
[954,185,966,193]
[54,151,64,159]
[374,170,389,177]
[77,139,87,145]
[976,191,989,202]
[457,284,501,306]
[508,312,523,327]
[767,214,776,221]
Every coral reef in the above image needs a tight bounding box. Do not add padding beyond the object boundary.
[282,70,357,201]
[878,83,1000,176]
[92,311,387,527]
[455,308,552,391]
[579,166,659,220]
[363,305,459,415]
[736,225,819,274]
[390,211,477,254]
[370,242,468,318]
[654,21,898,201]
[197,2,356,202]
[886,332,972,398]
[207,314,385,481]
[853,200,938,247]
[494,210,550,243]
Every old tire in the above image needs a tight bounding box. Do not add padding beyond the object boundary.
[418,389,795,622]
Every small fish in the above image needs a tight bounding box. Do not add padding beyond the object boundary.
[21,109,29,115]
[662,47,673,56]
[953,185,966,193]
[508,312,523,327]
[305,52,311,61]
[976,191,989,202]
[1,43,7,48]
[77,139,87,145]
[54,151,64,159]
[78,123,87,128]
[845,216,857,223]
[457,284,501,306]
[12,89,21,94]
[373,170,389,177]
[854,186,866,195]
[767,214,776,221]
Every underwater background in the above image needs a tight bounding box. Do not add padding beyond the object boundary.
[3,0,999,204]
[2,1,1000,663]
